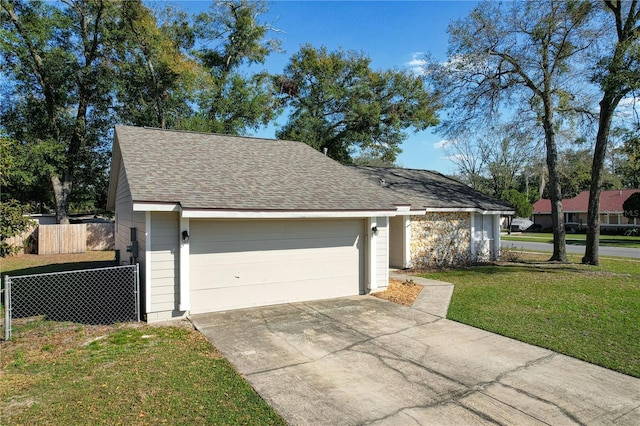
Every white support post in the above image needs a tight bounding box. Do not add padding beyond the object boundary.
[179,216,191,312]
[145,212,152,315]
[493,215,501,260]
[380,217,389,287]
[470,213,477,261]
[368,217,377,291]
[403,216,411,269]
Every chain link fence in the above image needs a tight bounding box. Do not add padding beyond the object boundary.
[3,264,139,340]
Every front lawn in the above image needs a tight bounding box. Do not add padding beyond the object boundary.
[1,252,284,424]
[421,253,640,377]
[1,321,284,425]
[1,251,116,277]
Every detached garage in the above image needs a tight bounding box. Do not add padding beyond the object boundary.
[107,126,404,322]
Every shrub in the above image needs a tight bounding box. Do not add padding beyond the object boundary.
[0,200,34,256]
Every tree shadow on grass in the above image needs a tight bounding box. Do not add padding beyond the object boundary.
[565,238,640,248]
[2,260,117,279]
[463,261,594,275]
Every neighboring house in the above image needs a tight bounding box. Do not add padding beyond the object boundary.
[351,166,514,269]
[106,126,406,322]
[533,189,640,228]
[28,214,57,225]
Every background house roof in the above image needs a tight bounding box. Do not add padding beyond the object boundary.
[533,189,640,214]
[351,166,514,212]
[109,126,405,211]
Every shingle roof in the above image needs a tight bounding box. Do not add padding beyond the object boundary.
[110,126,405,211]
[533,189,640,214]
[350,166,514,212]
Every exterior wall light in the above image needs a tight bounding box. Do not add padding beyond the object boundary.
[182,230,190,243]
[371,226,379,235]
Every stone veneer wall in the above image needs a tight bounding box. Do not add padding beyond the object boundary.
[410,212,472,268]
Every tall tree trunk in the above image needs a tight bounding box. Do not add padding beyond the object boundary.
[583,95,618,265]
[543,113,567,262]
[538,162,546,200]
[51,175,71,224]
[582,0,639,265]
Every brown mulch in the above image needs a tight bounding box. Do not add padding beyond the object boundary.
[372,278,423,307]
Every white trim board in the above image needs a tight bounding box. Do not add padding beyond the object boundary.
[419,208,515,215]
[181,210,398,219]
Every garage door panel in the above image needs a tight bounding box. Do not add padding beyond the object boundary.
[191,276,357,313]
[189,219,364,314]
[191,236,359,256]
[192,221,358,242]
[191,255,358,291]
[190,241,359,265]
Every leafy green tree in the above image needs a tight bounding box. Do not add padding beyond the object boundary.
[0,135,53,211]
[558,148,595,198]
[584,0,640,265]
[114,1,200,129]
[188,0,281,134]
[276,44,439,164]
[1,0,284,221]
[0,0,122,223]
[352,154,397,167]
[0,199,34,256]
[482,124,534,198]
[501,189,534,219]
[618,129,640,187]
[427,0,595,262]
[0,137,35,256]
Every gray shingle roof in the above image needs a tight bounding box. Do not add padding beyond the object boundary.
[112,126,404,211]
[350,166,514,212]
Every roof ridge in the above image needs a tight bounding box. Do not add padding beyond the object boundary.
[116,124,287,144]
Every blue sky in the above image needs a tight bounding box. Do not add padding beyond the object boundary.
[183,1,480,173]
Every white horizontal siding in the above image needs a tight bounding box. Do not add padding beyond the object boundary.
[148,211,182,321]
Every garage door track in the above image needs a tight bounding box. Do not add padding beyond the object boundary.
[191,296,640,425]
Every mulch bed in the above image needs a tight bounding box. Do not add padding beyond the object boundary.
[372,278,423,307]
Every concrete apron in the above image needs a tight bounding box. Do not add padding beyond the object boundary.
[191,296,640,426]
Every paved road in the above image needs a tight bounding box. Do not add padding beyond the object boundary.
[501,239,640,259]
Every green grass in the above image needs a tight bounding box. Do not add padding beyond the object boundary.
[502,232,640,248]
[1,252,284,424]
[421,253,640,377]
[1,251,117,278]
[0,322,285,425]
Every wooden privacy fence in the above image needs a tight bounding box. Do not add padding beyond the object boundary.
[38,224,87,254]
[6,222,115,255]
[5,224,38,253]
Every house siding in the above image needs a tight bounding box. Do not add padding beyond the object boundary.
[389,215,406,268]
[410,212,471,268]
[147,211,183,322]
[113,157,146,298]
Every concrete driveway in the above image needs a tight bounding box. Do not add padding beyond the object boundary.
[191,296,639,425]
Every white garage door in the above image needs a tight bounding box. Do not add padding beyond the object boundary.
[189,219,365,314]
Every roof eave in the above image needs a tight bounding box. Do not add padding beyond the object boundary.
[105,135,121,211]
[132,202,402,218]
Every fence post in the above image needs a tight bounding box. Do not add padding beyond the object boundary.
[135,264,140,322]
[4,275,11,341]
